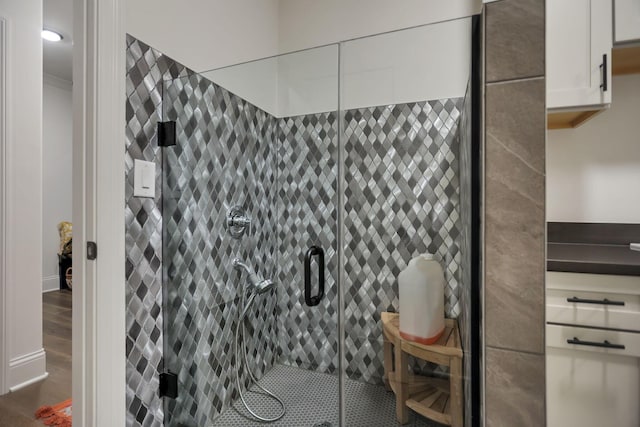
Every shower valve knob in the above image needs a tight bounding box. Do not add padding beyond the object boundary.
[229,215,251,228]
[226,206,251,239]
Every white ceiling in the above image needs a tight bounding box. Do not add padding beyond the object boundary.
[43,0,73,83]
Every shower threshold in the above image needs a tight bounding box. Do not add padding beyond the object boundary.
[211,364,440,427]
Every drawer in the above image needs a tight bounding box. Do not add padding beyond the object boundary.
[547,271,640,294]
[547,288,640,330]
[547,324,640,358]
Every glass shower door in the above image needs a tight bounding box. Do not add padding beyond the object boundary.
[339,18,476,427]
[162,45,341,427]
[160,19,479,426]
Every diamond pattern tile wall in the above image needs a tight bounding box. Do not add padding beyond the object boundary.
[162,73,278,426]
[125,34,193,427]
[343,99,464,384]
[276,112,340,375]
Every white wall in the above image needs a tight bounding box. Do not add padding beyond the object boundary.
[129,0,477,117]
[205,45,339,118]
[125,0,281,72]
[0,1,46,392]
[341,18,471,110]
[277,0,481,54]
[202,57,279,116]
[206,18,471,118]
[42,77,73,292]
[547,74,640,223]
[276,45,339,117]
[126,0,480,74]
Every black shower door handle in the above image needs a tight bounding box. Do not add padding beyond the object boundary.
[304,246,325,307]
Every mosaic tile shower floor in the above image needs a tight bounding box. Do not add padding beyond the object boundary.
[211,364,441,427]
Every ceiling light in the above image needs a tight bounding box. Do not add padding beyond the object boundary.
[41,30,63,42]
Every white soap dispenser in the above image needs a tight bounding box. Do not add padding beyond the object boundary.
[398,253,445,344]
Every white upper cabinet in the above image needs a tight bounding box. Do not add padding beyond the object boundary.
[615,0,640,43]
[547,0,612,110]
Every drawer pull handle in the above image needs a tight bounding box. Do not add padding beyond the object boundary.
[567,337,625,350]
[599,54,608,92]
[566,296,625,306]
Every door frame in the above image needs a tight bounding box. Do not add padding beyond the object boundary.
[0,16,8,395]
[72,0,126,425]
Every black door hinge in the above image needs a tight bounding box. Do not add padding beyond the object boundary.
[159,371,178,398]
[158,121,176,147]
[87,241,97,260]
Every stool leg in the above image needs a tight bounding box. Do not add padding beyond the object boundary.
[383,338,393,391]
[450,357,463,427]
[394,344,410,424]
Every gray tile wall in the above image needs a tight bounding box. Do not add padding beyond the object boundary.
[276,112,340,375]
[343,100,464,385]
[162,73,278,426]
[484,0,546,425]
[125,34,192,427]
[276,101,467,389]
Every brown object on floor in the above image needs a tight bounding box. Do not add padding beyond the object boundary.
[34,398,71,426]
[0,290,72,426]
[382,312,463,427]
[64,267,72,289]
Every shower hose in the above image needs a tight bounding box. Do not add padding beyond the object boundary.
[234,289,286,422]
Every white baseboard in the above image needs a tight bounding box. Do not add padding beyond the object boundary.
[9,371,48,392]
[42,275,60,293]
[8,348,47,391]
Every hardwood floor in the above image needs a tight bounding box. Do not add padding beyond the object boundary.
[0,290,72,426]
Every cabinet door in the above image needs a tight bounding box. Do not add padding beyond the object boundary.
[547,347,640,427]
[547,0,612,109]
[615,0,640,43]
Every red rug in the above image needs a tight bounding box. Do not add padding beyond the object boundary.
[35,398,72,426]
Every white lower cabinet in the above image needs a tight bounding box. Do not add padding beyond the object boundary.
[546,272,640,427]
[547,345,640,427]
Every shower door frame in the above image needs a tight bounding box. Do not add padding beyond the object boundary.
[470,14,483,427]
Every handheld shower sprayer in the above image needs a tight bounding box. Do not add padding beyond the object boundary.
[230,258,285,422]
[232,258,275,295]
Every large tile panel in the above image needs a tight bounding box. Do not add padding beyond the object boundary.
[485,79,545,354]
[486,0,545,82]
[485,347,545,427]
[486,79,545,173]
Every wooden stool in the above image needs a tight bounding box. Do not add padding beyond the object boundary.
[381,312,463,427]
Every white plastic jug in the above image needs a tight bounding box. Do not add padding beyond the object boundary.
[398,254,445,345]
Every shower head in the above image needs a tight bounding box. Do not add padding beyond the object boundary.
[232,258,275,295]
[253,278,274,295]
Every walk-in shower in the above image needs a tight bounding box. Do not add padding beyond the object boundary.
[153,16,480,427]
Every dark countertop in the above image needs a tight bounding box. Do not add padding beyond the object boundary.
[547,222,640,276]
[547,243,640,276]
